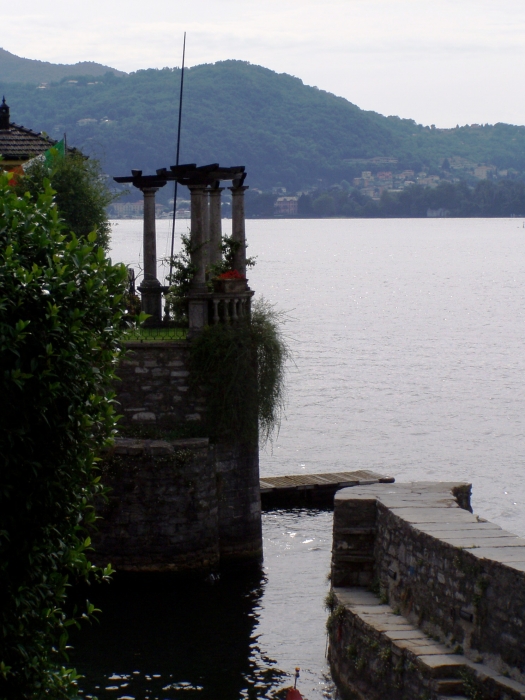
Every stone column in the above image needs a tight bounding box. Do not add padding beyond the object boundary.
[208,187,224,268]
[188,185,207,290]
[202,187,210,270]
[138,186,162,325]
[188,184,209,332]
[229,185,249,276]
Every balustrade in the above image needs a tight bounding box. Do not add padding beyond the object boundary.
[210,293,252,325]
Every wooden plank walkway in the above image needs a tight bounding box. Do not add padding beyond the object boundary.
[260,470,395,510]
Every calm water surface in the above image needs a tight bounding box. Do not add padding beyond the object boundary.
[76,217,525,698]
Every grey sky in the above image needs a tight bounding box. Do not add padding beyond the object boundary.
[4,0,525,127]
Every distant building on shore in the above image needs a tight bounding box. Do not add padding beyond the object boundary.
[274,196,298,216]
[110,200,165,218]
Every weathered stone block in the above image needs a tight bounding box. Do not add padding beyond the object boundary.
[132,412,156,422]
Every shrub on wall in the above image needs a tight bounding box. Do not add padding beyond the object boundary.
[189,298,289,444]
[0,173,127,698]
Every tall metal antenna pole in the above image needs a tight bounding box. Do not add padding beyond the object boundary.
[168,31,186,283]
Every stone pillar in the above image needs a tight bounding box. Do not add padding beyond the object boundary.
[229,185,249,277]
[138,186,162,325]
[208,187,224,268]
[188,185,207,289]
[202,187,210,270]
[188,184,209,332]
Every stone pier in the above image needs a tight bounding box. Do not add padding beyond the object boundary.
[92,338,263,570]
[107,164,261,572]
[328,482,525,700]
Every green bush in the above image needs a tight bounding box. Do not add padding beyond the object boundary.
[0,173,127,698]
[189,298,289,445]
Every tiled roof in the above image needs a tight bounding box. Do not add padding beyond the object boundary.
[0,122,64,159]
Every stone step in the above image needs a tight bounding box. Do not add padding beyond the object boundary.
[332,586,525,700]
[432,678,465,695]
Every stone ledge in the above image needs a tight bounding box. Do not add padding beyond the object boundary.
[105,437,209,456]
[329,587,525,700]
[123,340,188,348]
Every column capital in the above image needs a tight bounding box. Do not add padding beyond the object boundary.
[228,185,249,194]
[209,186,225,195]
[140,186,160,195]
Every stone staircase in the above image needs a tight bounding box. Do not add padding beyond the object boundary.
[329,587,525,700]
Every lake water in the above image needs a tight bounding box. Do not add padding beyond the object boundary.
[74,217,525,699]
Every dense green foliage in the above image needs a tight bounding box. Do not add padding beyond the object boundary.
[189,299,289,445]
[3,61,525,194]
[13,152,114,249]
[0,47,124,84]
[0,174,127,698]
[297,179,525,218]
[165,233,195,326]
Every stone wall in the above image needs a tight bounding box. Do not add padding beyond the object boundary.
[96,340,263,570]
[92,438,219,571]
[214,443,262,561]
[329,482,525,699]
[116,341,204,430]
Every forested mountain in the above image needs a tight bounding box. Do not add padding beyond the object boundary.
[2,58,525,198]
[0,47,125,84]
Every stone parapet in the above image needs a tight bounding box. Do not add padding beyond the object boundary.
[329,482,525,697]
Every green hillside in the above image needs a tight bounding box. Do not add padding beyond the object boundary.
[2,58,525,195]
[0,47,125,84]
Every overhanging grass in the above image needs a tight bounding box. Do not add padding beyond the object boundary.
[189,298,290,445]
[123,326,187,342]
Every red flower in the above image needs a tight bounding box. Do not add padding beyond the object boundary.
[217,270,245,280]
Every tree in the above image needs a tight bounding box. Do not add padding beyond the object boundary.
[0,172,127,698]
[312,193,336,217]
[14,151,115,249]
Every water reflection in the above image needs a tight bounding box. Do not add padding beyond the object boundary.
[72,510,336,700]
[72,566,280,699]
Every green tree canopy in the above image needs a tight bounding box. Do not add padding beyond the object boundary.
[14,152,114,249]
[4,61,525,193]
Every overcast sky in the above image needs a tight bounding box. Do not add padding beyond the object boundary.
[4,0,525,127]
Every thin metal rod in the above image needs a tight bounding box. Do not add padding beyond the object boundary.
[168,32,186,284]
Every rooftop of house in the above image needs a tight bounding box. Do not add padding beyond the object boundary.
[0,96,73,161]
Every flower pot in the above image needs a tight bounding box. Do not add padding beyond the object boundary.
[213,278,248,294]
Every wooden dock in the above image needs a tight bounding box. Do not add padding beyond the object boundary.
[260,470,395,510]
